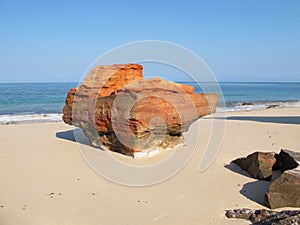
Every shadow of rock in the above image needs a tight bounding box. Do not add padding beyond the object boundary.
[240,180,271,206]
[56,128,93,147]
[56,130,76,142]
[214,116,300,125]
[225,163,283,206]
[225,162,253,179]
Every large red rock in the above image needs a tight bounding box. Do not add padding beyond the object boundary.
[232,152,276,180]
[62,64,219,156]
[63,64,143,125]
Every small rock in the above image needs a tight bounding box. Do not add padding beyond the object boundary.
[232,152,276,180]
[242,102,254,106]
[273,149,299,171]
[5,121,17,125]
[266,104,280,109]
[226,208,300,224]
[225,208,254,220]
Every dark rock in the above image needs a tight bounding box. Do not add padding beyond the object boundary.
[273,149,299,171]
[225,208,254,220]
[5,121,17,125]
[225,208,300,224]
[232,152,276,180]
[231,150,300,209]
[266,104,280,109]
[265,169,300,209]
[266,149,300,209]
[242,102,254,106]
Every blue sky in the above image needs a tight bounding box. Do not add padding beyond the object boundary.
[0,0,299,82]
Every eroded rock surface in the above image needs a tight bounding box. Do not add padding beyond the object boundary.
[265,149,300,209]
[225,208,300,224]
[232,152,276,180]
[265,169,300,209]
[63,64,219,156]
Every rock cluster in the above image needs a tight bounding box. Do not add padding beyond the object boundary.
[225,208,300,224]
[232,149,300,209]
[63,64,219,156]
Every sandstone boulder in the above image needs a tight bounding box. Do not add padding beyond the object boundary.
[62,64,219,156]
[63,64,143,125]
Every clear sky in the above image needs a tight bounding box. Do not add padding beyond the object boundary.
[0,0,299,82]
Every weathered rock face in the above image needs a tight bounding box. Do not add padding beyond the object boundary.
[265,169,300,209]
[265,149,300,209]
[232,152,276,180]
[63,64,143,125]
[225,208,300,224]
[63,64,219,156]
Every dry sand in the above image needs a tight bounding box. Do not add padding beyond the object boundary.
[0,107,300,225]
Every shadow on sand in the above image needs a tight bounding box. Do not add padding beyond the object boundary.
[215,116,300,125]
[225,162,253,179]
[56,128,93,147]
[239,180,271,206]
[225,162,272,206]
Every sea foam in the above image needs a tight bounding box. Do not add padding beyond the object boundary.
[0,113,63,125]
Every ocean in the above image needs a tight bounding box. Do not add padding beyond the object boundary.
[0,82,300,124]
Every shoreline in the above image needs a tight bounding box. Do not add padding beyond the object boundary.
[1,105,300,125]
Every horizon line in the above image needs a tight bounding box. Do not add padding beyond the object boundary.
[0,81,300,84]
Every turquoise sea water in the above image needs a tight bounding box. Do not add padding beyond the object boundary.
[0,82,299,124]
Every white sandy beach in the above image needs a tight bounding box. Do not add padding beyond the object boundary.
[0,107,300,225]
